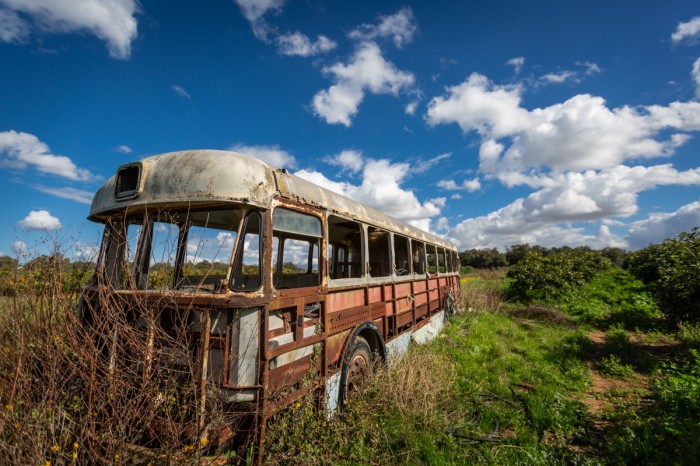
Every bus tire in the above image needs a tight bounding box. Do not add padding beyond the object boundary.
[444,293,456,319]
[339,336,372,406]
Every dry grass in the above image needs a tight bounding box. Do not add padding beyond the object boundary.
[460,270,508,313]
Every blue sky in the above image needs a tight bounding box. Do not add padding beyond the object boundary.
[1,0,700,261]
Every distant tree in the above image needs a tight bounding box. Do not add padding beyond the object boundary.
[505,244,531,266]
[459,248,507,269]
[601,247,627,268]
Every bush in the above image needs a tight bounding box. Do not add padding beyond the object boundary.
[506,248,612,302]
[626,228,700,322]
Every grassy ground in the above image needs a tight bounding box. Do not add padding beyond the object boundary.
[263,268,700,465]
[2,268,698,464]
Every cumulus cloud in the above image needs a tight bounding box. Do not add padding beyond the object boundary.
[0,0,139,59]
[0,130,96,181]
[671,16,700,44]
[18,210,61,230]
[445,165,700,250]
[114,144,133,154]
[312,42,415,126]
[276,32,336,57]
[171,84,191,100]
[404,100,418,115]
[31,185,93,204]
[506,56,525,74]
[626,200,700,249]
[324,149,364,173]
[232,0,285,41]
[229,143,297,168]
[12,240,27,257]
[348,7,417,48]
[295,151,441,230]
[426,73,700,178]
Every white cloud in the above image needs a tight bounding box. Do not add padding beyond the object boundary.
[672,16,700,44]
[312,42,414,126]
[18,209,62,230]
[0,130,96,181]
[540,70,576,84]
[114,144,133,154]
[74,241,99,261]
[232,0,285,41]
[429,197,447,208]
[626,200,700,250]
[324,149,364,173]
[693,57,700,99]
[414,152,451,173]
[229,143,297,168]
[426,73,700,177]
[31,185,93,204]
[171,84,191,100]
[276,32,336,57]
[12,240,27,257]
[295,153,441,229]
[578,61,602,75]
[349,7,417,48]
[445,164,700,250]
[405,100,418,115]
[0,0,139,59]
[438,177,481,192]
[451,193,462,200]
[0,8,28,42]
[506,56,525,74]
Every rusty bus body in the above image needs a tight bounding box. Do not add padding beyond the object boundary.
[80,149,460,450]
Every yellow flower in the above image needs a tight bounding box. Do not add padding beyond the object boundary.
[45,461,51,466]
[4,404,12,411]
[295,402,301,409]
[73,442,79,450]
[114,453,120,462]
[200,437,208,447]
[73,452,78,460]
[50,445,61,454]
[182,444,194,452]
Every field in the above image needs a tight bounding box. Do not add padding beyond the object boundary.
[1,236,699,464]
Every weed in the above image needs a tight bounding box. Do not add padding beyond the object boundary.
[599,355,635,379]
[677,321,700,348]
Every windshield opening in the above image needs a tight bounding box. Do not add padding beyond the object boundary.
[102,207,242,292]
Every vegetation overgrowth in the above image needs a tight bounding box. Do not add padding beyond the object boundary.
[0,228,699,464]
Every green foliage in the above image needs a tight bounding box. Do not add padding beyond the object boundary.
[626,228,700,322]
[507,248,612,302]
[599,354,635,379]
[459,248,507,269]
[557,267,662,328]
[678,321,700,348]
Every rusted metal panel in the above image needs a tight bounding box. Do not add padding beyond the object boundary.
[367,286,382,303]
[327,289,364,313]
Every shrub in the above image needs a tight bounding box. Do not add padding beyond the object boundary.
[626,228,700,322]
[506,248,612,302]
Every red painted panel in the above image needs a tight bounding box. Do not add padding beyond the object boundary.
[395,282,411,297]
[383,285,393,300]
[414,293,427,306]
[327,289,364,313]
[413,280,426,293]
[368,286,382,303]
[385,302,393,316]
[396,297,411,314]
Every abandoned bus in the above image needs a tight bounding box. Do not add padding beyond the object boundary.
[80,149,459,448]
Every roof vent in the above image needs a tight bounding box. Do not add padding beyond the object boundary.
[115,163,141,199]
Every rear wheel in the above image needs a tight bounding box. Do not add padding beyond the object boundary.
[340,336,372,404]
[444,293,456,319]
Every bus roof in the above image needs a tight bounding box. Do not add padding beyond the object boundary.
[89,150,456,251]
